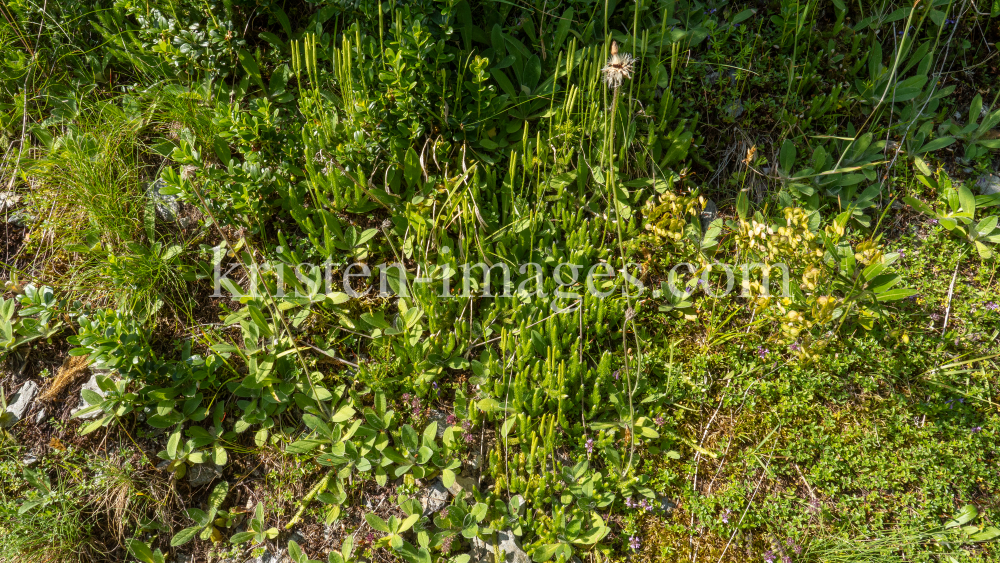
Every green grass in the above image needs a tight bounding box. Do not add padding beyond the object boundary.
[1,1,1000,562]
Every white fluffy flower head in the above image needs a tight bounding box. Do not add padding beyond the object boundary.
[602,41,634,89]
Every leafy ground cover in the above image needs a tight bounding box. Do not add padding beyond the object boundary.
[1,1,1000,562]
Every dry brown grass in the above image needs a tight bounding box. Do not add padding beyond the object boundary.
[38,355,90,402]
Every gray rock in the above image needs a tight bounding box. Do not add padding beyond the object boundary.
[658,496,677,512]
[467,453,484,471]
[445,473,479,497]
[700,199,718,235]
[724,99,744,119]
[427,410,449,438]
[71,374,105,420]
[2,380,39,427]
[188,463,222,487]
[471,529,530,563]
[976,173,1000,196]
[148,178,179,222]
[34,408,47,424]
[23,455,38,466]
[244,550,277,563]
[419,478,451,516]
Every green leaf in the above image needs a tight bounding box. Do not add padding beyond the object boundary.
[971,527,1000,541]
[959,185,976,216]
[974,215,998,237]
[552,8,573,53]
[531,543,563,562]
[331,405,356,423]
[903,196,934,216]
[404,147,421,188]
[207,481,229,518]
[365,513,390,533]
[779,139,797,173]
[916,136,955,153]
[970,95,983,124]
[731,8,756,24]
[522,55,541,93]
[442,468,456,489]
[401,424,419,451]
[736,190,749,220]
[947,505,978,528]
[81,389,104,406]
[229,531,255,544]
[875,288,918,301]
[170,525,201,547]
[79,416,106,435]
[975,241,993,260]
[238,49,267,93]
[399,513,420,533]
[126,540,161,563]
[213,137,232,165]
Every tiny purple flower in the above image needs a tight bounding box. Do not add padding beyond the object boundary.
[794,545,803,555]
[629,535,641,551]
[763,550,775,563]
[613,370,620,381]
[721,509,731,524]
[757,346,769,359]
[986,302,999,311]
[654,415,665,426]
[788,342,801,352]
[446,414,457,426]
[928,218,939,225]
[440,508,450,519]
[782,556,791,563]
[585,438,594,454]
[624,496,635,508]
[973,426,982,433]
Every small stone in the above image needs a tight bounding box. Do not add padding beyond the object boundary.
[187,463,222,487]
[245,550,277,563]
[976,173,1000,196]
[700,199,718,234]
[34,408,47,424]
[148,178,179,222]
[467,453,483,471]
[71,374,105,420]
[723,99,744,119]
[427,410,448,438]
[470,529,530,563]
[447,474,479,497]
[23,455,38,466]
[419,478,451,516]
[658,496,677,512]
[2,380,39,427]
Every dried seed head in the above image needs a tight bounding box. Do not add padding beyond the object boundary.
[601,43,635,90]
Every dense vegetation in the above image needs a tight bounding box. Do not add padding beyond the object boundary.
[2,0,1000,562]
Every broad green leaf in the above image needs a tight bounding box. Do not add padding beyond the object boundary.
[170,525,201,547]
[365,513,390,533]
